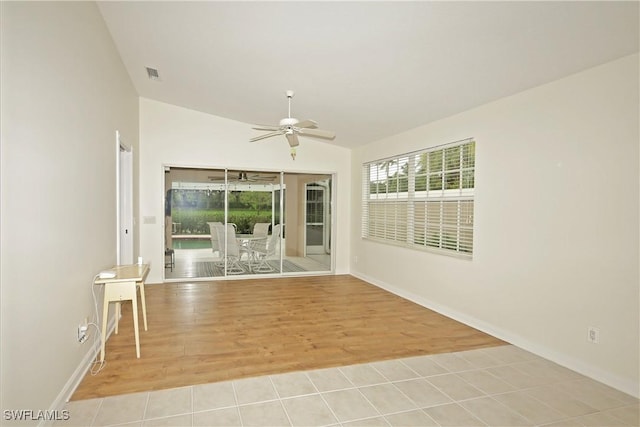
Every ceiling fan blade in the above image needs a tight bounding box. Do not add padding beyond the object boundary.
[297,127,336,140]
[285,132,299,147]
[294,119,318,129]
[250,131,283,142]
[252,124,280,131]
[248,173,278,182]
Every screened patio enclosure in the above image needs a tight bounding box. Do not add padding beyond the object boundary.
[163,167,333,280]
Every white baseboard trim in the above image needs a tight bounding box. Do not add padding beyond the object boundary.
[43,315,118,426]
[352,271,640,399]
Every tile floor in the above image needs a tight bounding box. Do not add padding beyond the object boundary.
[57,345,639,427]
[165,248,330,280]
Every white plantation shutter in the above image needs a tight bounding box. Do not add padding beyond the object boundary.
[362,139,475,258]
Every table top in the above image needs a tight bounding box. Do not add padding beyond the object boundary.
[237,234,267,240]
[94,263,150,284]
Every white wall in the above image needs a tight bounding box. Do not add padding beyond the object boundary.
[351,54,639,397]
[139,98,351,283]
[0,1,139,420]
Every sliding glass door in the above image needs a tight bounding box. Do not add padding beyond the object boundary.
[163,167,332,280]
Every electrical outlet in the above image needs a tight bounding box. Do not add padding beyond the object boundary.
[78,318,88,343]
[587,326,600,344]
[354,256,358,264]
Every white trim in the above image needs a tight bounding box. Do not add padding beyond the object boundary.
[43,316,118,426]
[351,270,640,399]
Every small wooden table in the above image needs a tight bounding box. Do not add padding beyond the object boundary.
[94,264,150,362]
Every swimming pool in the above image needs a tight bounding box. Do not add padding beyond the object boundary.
[171,237,212,250]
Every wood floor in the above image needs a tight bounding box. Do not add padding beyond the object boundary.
[72,275,505,400]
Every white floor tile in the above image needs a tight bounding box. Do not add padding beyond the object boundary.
[281,394,338,426]
[423,402,486,426]
[92,392,148,427]
[192,380,236,412]
[232,376,278,405]
[321,389,379,422]
[370,359,421,382]
[393,378,452,408]
[426,373,486,401]
[384,409,439,426]
[271,371,318,398]
[238,400,291,426]
[358,383,417,414]
[339,364,388,387]
[63,345,639,427]
[193,407,241,427]
[307,367,354,392]
[144,386,191,420]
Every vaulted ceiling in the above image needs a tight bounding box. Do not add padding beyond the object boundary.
[97,1,639,149]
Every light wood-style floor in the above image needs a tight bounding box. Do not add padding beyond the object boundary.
[72,275,504,400]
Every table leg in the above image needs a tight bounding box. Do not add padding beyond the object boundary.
[100,296,109,363]
[115,302,120,334]
[131,292,140,358]
[138,282,148,331]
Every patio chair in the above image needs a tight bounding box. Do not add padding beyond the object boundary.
[252,222,271,238]
[207,221,223,257]
[249,224,282,273]
[214,223,249,274]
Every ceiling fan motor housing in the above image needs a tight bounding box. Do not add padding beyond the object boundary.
[279,117,299,127]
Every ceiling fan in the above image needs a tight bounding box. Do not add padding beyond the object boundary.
[250,90,336,148]
[207,171,277,183]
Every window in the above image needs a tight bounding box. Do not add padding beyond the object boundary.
[362,139,475,257]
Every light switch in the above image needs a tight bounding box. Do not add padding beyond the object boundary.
[143,216,156,224]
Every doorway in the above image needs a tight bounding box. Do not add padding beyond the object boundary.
[117,131,133,265]
[305,179,331,260]
[163,167,334,280]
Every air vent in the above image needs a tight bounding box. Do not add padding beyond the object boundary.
[146,67,160,81]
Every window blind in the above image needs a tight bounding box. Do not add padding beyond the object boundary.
[362,139,475,258]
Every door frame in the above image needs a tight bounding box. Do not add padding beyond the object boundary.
[116,130,134,265]
[304,180,331,256]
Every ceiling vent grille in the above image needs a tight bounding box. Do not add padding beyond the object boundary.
[146,67,160,80]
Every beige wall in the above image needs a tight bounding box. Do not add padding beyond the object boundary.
[283,175,301,257]
[351,54,639,397]
[138,99,351,283]
[0,1,139,419]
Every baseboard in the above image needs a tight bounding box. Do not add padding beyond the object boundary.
[352,270,640,399]
[42,315,118,426]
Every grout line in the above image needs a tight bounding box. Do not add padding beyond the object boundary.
[231,380,243,427]
[190,385,194,427]
[267,375,294,426]
[141,392,150,422]
[67,345,639,427]
[307,373,343,427]
[88,398,104,427]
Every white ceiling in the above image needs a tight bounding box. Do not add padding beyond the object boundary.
[97,1,638,149]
